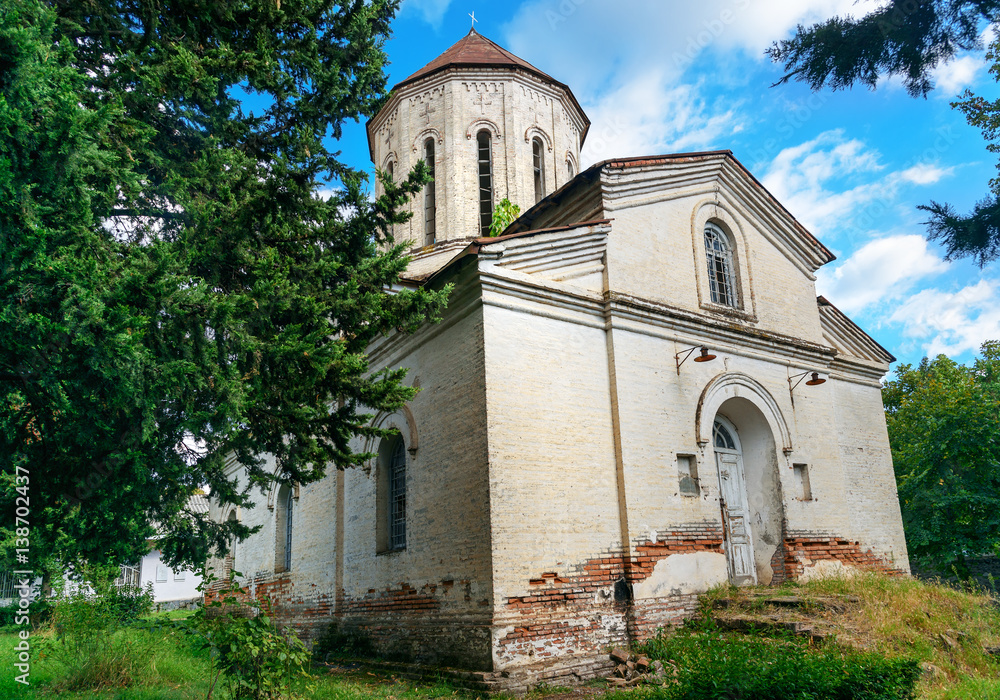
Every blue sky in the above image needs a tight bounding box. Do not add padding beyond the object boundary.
[333,0,1000,369]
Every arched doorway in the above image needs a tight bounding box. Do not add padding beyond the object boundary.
[713,416,757,585]
[712,398,785,585]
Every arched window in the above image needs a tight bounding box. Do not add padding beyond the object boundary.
[424,138,436,245]
[284,489,293,571]
[388,439,406,549]
[477,130,494,236]
[275,484,294,572]
[713,419,737,450]
[704,222,738,307]
[567,158,575,179]
[224,510,238,578]
[532,137,546,204]
[376,435,407,552]
[386,159,394,182]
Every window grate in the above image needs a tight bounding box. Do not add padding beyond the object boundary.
[532,138,545,204]
[388,440,407,550]
[0,570,17,600]
[284,489,293,571]
[704,223,737,307]
[477,131,493,235]
[115,562,141,589]
[424,139,436,245]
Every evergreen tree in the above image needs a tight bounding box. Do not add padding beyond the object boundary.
[0,0,447,572]
[768,1,1000,267]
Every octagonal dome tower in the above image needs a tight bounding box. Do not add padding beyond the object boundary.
[367,29,590,247]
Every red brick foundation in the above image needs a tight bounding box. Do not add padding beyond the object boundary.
[783,534,903,578]
[497,522,724,664]
[205,573,492,669]
[204,525,902,686]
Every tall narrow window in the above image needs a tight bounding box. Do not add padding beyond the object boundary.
[386,159,394,182]
[224,511,237,578]
[284,488,293,571]
[388,439,406,550]
[704,223,738,307]
[532,137,545,204]
[275,485,294,572]
[424,139,436,245]
[567,158,575,179]
[477,130,493,235]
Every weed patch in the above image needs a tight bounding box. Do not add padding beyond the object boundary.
[626,628,920,700]
[37,566,157,691]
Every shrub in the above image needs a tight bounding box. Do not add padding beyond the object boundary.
[185,572,313,699]
[0,598,50,629]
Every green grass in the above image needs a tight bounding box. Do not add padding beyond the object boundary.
[0,627,477,699]
[144,608,196,622]
[692,572,1000,699]
[613,627,921,700]
[0,624,214,699]
[3,573,998,699]
[785,572,1000,697]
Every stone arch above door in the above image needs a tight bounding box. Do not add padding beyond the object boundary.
[695,372,791,458]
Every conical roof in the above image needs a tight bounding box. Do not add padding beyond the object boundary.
[394,28,561,91]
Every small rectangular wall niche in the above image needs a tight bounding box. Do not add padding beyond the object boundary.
[678,454,699,496]
[793,463,812,501]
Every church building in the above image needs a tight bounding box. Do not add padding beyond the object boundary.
[208,30,908,691]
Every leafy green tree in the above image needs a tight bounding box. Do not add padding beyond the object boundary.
[0,0,448,573]
[882,342,1000,574]
[768,1,1000,267]
[489,198,522,237]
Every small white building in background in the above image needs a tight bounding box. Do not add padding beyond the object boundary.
[134,493,206,608]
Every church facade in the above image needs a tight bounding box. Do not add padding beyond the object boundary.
[208,31,908,689]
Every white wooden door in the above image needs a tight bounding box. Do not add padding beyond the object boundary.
[714,419,757,585]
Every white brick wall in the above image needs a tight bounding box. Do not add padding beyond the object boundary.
[369,70,585,245]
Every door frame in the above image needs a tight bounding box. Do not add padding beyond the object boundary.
[713,415,757,585]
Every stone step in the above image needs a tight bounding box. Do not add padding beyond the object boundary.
[713,616,829,643]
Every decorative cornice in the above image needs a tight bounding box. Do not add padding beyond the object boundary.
[818,296,895,365]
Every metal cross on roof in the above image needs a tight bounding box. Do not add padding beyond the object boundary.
[469,11,478,28]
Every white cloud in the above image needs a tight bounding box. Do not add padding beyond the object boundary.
[890,279,1000,357]
[930,55,983,96]
[760,130,888,235]
[400,0,452,28]
[498,1,885,175]
[898,163,952,186]
[502,0,867,98]
[816,235,949,314]
[760,131,956,237]
[580,74,743,166]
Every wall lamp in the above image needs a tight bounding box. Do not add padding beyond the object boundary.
[675,345,717,374]
[788,371,827,393]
